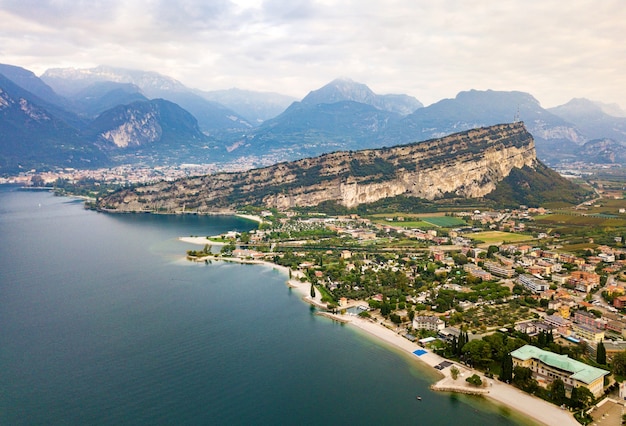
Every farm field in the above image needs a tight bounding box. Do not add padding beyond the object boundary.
[388,220,435,229]
[422,216,467,227]
[534,213,626,228]
[467,231,532,245]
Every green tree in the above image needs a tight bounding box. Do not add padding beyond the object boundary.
[549,378,566,405]
[612,351,626,376]
[466,374,483,386]
[500,354,513,383]
[596,340,606,365]
[512,366,538,393]
[380,303,392,317]
[450,366,460,380]
[462,340,492,369]
[310,283,316,298]
[569,386,594,409]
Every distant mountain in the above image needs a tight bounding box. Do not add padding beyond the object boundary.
[239,100,402,159]
[595,101,626,118]
[41,65,187,96]
[42,66,252,132]
[0,74,106,173]
[578,138,626,164]
[197,88,296,124]
[548,98,626,143]
[232,88,585,165]
[221,79,423,160]
[301,78,423,115]
[68,81,148,118]
[0,63,68,108]
[381,90,585,164]
[87,99,207,148]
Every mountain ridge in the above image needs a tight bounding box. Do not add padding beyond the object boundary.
[96,122,585,213]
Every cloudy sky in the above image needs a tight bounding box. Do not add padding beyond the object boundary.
[1,0,624,108]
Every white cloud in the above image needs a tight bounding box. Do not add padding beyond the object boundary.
[0,0,624,107]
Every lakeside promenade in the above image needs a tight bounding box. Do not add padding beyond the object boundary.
[182,243,579,426]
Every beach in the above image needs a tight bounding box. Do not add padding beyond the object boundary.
[179,236,227,246]
[285,273,580,426]
[181,242,579,426]
[234,213,267,224]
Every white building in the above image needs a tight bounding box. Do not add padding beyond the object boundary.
[413,316,445,332]
[518,274,549,293]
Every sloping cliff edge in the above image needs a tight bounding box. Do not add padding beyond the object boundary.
[97,122,537,212]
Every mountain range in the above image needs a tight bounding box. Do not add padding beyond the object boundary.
[1,62,626,174]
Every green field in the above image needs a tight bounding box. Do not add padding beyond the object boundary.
[391,221,435,229]
[535,213,626,228]
[422,216,467,227]
[467,231,532,244]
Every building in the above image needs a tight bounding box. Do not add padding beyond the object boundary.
[463,264,493,281]
[510,345,609,397]
[572,323,605,342]
[413,315,445,332]
[543,315,571,335]
[604,341,626,361]
[232,249,265,259]
[483,261,516,278]
[574,311,607,330]
[518,274,549,293]
[569,271,601,293]
[615,296,626,309]
[551,274,571,285]
[438,327,461,342]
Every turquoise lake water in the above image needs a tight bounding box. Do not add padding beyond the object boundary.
[0,186,525,425]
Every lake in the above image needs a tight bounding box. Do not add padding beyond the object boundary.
[0,186,524,425]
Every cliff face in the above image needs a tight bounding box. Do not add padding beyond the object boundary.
[98,122,536,212]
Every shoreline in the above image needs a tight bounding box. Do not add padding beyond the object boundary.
[183,248,578,426]
[234,213,266,225]
[179,236,227,246]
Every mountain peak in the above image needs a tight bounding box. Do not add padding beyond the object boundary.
[302,78,375,105]
[554,98,626,118]
[0,63,66,106]
[301,78,422,115]
[42,65,187,96]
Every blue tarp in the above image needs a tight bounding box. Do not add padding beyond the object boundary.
[413,349,427,356]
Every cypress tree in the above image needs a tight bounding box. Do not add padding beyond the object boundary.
[310,283,316,298]
[597,340,606,365]
[501,354,513,383]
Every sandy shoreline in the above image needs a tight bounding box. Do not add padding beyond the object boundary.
[234,213,266,224]
[179,236,227,246]
[182,249,578,426]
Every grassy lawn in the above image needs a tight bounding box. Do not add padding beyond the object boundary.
[467,231,532,244]
[370,218,436,229]
[369,212,448,219]
[389,220,435,229]
[207,236,229,243]
[422,216,467,227]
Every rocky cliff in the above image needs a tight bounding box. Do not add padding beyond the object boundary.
[97,122,536,212]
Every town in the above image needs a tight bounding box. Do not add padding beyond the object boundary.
[186,199,626,424]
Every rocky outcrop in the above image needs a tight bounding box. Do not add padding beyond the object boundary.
[97,122,536,212]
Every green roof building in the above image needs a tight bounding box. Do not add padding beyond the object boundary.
[510,344,609,397]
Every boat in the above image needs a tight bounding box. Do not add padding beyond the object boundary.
[416,396,422,401]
